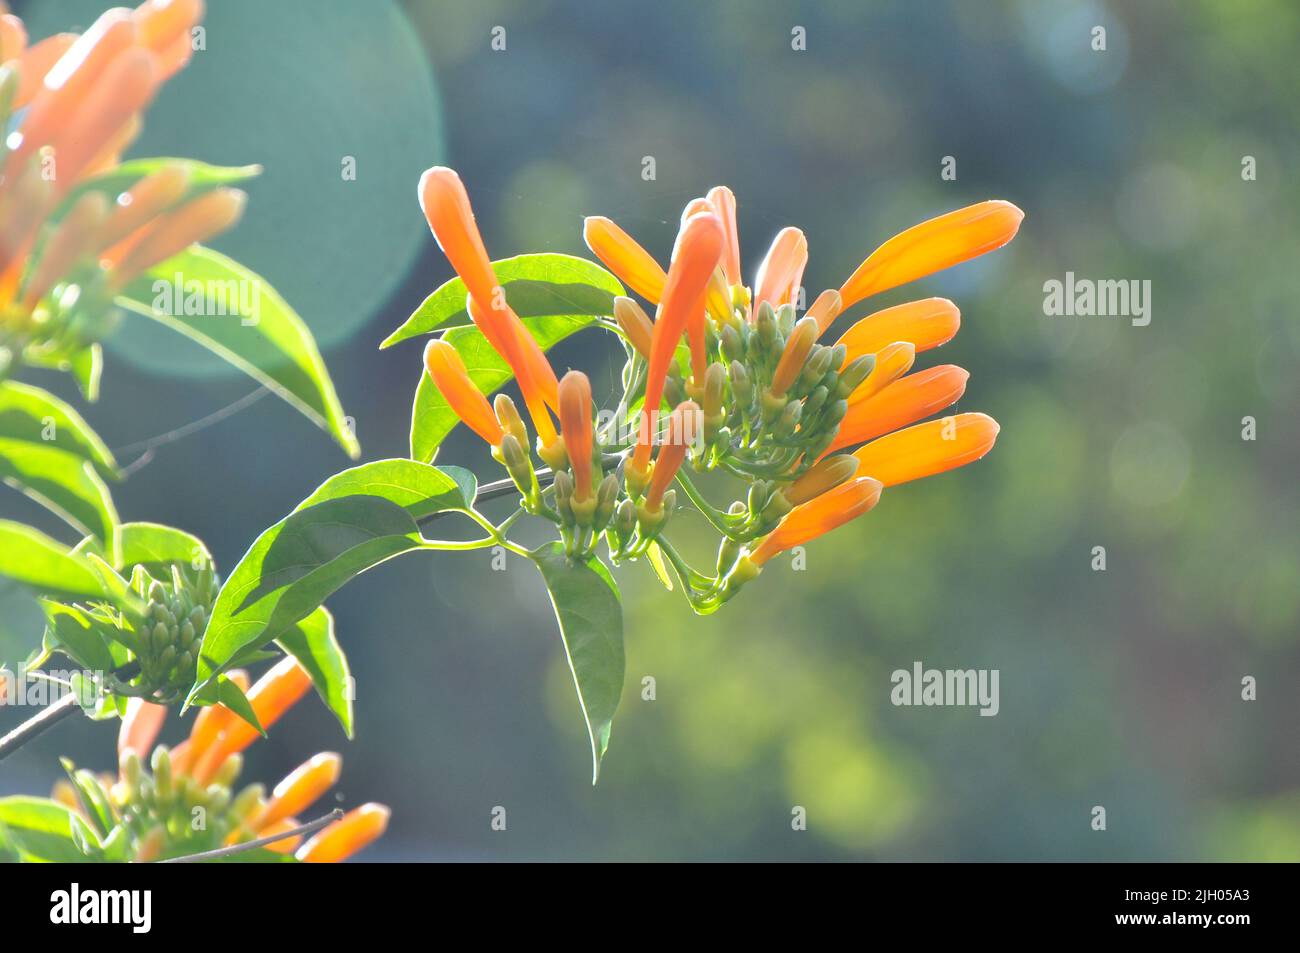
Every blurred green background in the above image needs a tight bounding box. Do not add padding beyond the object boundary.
[2,0,1297,860]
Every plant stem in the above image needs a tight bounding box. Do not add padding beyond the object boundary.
[157,808,344,863]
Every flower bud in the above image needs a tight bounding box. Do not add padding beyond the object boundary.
[614,498,636,539]
[770,316,817,398]
[493,393,529,447]
[836,354,876,398]
[720,323,744,363]
[715,535,741,577]
[802,385,829,418]
[729,361,752,407]
[613,295,654,358]
[552,469,575,526]
[755,301,778,348]
[593,473,620,530]
[151,746,172,803]
[785,454,860,506]
[773,399,802,439]
[212,753,243,789]
[703,362,726,423]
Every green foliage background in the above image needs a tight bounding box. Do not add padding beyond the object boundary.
[2,0,1297,860]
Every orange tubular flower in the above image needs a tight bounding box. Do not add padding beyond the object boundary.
[838,201,1024,309]
[117,698,167,759]
[466,296,558,447]
[296,803,390,863]
[750,477,883,566]
[4,9,137,171]
[706,186,741,285]
[253,752,342,831]
[20,191,107,309]
[852,412,1000,487]
[806,289,842,335]
[133,0,204,54]
[770,316,818,397]
[826,364,969,455]
[583,215,667,305]
[11,34,76,109]
[257,817,304,855]
[171,668,248,774]
[192,658,312,785]
[753,226,808,310]
[107,187,246,286]
[836,297,961,359]
[644,400,698,511]
[419,167,559,420]
[423,340,505,447]
[558,370,594,499]
[847,340,915,405]
[0,13,25,62]
[47,46,157,189]
[97,163,191,252]
[631,212,724,474]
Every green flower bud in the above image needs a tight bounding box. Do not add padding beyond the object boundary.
[822,399,849,429]
[703,362,726,422]
[837,354,876,398]
[593,473,620,530]
[776,302,797,336]
[611,498,636,546]
[774,400,802,439]
[151,746,172,803]
[756,301,778,348]
[730,361,752,406]
[188,605,206,633]
[212,753,243,789]
[715,535,741,577]
[761,490,793,524]
[720,323,744,363]
[552,470,575,526]
[228,783,265,826]
[760,388,788,424]
[120,750,142,792]
[499,433,536,497]
[147,580,166,604]
[802,385,829,418]
[204,786,230,817]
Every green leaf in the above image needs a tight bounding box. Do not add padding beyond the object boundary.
[214,674,264,736]
[0,797,86,863]
[115,521,213,577]
[0,381,118,476]
[0,438,120,557]
[20,341,104,401]
[0,521,105,601]
[190,460,470,700]
[382,253,623,348]
[40,600,116,673]
[276,606,353,738]
[295,459,476,518]
[530,542,625,783]
[409,313,595,463]
[59,758,116,839]
[114,245,360,459]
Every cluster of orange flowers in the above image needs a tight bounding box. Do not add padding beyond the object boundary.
[417,164,1021,593]
[0,0,244,344]
[56,658,388,862]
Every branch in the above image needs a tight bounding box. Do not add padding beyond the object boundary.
[157,808,344,863]
[0,662,139,763]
